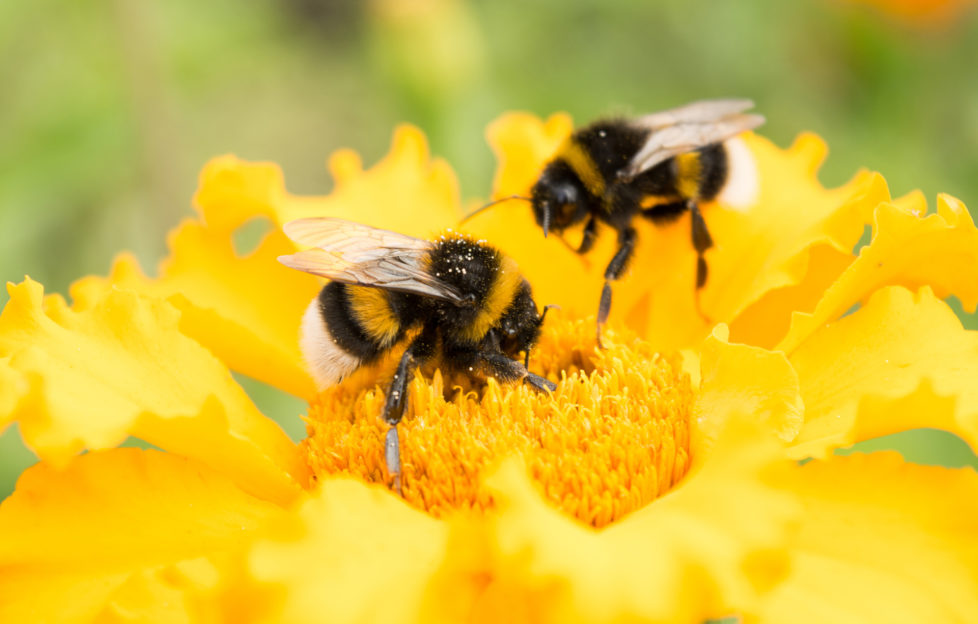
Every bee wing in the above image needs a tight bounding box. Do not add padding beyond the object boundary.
[278,218,466,303]
[621,101,765,180]
[633,98,756,129]
[282,217,432,258]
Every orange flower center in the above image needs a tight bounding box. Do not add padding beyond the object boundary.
[301,315,693,527]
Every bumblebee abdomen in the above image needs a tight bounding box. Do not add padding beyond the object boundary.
[346,285,405,347]
[693,143,728,201]
[300,282,411,389]
[715,137,759,209]
[669,144,726,202]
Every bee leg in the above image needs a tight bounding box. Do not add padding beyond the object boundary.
[597,227,637,348]
[482,351,556,392]
[381,345,420,496]
[384,428,402,496]
[689,201,714,320]
[596,285,612,349]
[524,371,557,392]
[577,217,598,254]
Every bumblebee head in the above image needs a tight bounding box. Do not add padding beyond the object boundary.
[531,170,589,238]
[497,281,545,360]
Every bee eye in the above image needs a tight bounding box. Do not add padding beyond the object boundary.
[553,184,578,206]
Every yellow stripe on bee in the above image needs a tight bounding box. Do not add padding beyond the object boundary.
[639,194,682,209]
[347,286,401,346]
[460,255,523,343]
[675,152,702,199]
[558,137,606,197]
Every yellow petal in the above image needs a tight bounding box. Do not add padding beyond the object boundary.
[701,140,884,322]
[788,286,978,458]
[848,379,975,451]
[92,560,220,624]
[487,111,574,199]
[727,243,854,349]
[0,449,282,622]
[73,127,467,400]
[477,418,798,623]
[779,194,978,354]
[0,279,304,503]
[71,226,320,400]
[265,124,463,236]
[219,478,482,624]
[759,452,978,623]
[0,357,26,433]
[468,113,887,352]
[696,325,804,449]
[0,570,130,624]
[193,156,285,232]
[152,220,318,399]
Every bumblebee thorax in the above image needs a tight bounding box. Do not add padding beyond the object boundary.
[427,232,498,301]
[426,233,524,343]
[570,120,647,177]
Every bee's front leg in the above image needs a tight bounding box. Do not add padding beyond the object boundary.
[577,216,598,254]
[382,347,417,496]
[381,328,435,495]
[383,348,417,427]
[480,351,557,392]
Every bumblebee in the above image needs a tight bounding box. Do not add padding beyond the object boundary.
[477,99,764,344]
[278,218,555,490]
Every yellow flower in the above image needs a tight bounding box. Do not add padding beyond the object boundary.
[2,115,978,623]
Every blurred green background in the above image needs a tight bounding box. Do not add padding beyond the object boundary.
[3,0,978,498]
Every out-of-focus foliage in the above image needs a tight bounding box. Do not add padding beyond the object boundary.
[2,0,977,496]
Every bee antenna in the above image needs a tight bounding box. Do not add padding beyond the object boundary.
[459,195,531,225]
[542,203,552,238]
[540,303,560,324]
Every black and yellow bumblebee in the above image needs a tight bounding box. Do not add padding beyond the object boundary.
[278,217,555,489]
[474,99,765,344]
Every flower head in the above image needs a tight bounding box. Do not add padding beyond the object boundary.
[305,316,693,526]
[2,114,978,623]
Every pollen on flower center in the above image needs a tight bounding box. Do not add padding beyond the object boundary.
[301,315,693,527]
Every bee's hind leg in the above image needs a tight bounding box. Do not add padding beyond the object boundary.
[689,201,714,321]
[597,226,637,348]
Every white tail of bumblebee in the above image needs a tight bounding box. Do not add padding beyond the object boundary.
[300,298,361,389]
[718,136,759,211]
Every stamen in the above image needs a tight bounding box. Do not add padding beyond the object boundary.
[301,315,693,527]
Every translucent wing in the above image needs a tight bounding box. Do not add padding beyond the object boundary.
[282,217,431,259]
[278,217,466,303]
[633,98,756,129]
[621,99,765,180]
